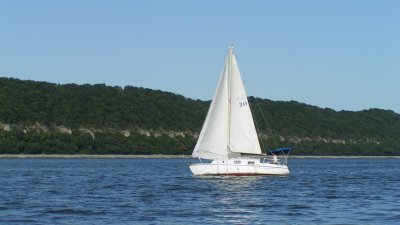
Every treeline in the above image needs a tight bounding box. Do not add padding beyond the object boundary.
[0,77,399,155]
[249,97,400,155]
[0,78,208,130]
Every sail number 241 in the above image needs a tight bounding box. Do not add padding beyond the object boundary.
[239,102,248,107]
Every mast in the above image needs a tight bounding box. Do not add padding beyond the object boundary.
[227,46,233,153]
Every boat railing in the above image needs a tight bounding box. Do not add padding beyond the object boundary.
[266,147,293,166]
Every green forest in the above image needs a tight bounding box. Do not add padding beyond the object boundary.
[1,77,399,155]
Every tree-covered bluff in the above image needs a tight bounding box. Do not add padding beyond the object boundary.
[0,77,399,155]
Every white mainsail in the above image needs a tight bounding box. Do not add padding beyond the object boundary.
[192,47,262,160]
[228,49,262,155]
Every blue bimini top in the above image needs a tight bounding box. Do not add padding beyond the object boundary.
[269,147,293,155]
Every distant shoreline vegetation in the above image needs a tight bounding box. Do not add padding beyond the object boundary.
[1,154,399,159]
[0,77,399,156]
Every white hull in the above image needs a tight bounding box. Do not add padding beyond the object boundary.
[189,158,290,176]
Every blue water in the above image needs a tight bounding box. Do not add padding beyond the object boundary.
[0,158,399,224]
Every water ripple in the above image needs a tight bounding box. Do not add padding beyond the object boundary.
[0,158,399,224]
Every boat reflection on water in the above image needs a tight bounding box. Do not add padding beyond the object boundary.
[195,176,268,224]
[197,175,260,191]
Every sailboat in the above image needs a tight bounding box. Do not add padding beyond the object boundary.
[189,47,290,176]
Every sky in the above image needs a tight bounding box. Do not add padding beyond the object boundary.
[1,0,399,113]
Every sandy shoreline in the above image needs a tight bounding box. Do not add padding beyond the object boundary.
[0,154,399,159]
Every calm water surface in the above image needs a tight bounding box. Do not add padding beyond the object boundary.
[0,158,399,224]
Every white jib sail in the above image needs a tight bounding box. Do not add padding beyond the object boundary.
[192,54,230,160]
[192,47,262,160]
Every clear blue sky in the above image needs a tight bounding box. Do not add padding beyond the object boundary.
[1,0,399,112]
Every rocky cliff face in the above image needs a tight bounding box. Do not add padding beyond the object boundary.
[0,122,198,139]
[0,121,387,155]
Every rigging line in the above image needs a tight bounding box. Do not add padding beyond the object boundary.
[254,98,279,151]
[248,97,266,155]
